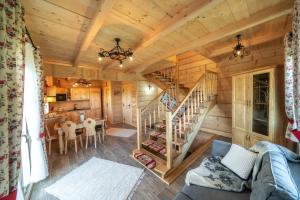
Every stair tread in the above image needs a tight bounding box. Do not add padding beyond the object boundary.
[132,149,168,175]
[149,131,186,145]
[142,139,166,159]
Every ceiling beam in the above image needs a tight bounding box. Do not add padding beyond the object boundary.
[209,31,286,58]
[102,0,224,71]
[73,0,116,67]
[43,58,102,70]
[139,0,224,49]
[44,59,73,67]
[134,1,292,73]
[109,10,154,34]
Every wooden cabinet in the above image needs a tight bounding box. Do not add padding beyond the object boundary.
[89,88,101,109]
[232,66,285,147]
[70,88,90,100]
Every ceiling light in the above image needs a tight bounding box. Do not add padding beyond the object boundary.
[232,34,250,58]
[73,78,92,87]
[98,38,133,67]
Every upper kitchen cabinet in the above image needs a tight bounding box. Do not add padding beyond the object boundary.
[70,88,90,100]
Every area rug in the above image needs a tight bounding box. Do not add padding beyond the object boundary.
[106,127,136,138]
[45,157,144,200]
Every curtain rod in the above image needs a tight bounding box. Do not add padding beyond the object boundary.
[25,26,37,50]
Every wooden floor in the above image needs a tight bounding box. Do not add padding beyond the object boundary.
[30,124,230,200]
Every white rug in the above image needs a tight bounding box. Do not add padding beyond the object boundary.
[45,157,144,200]
[106,128,136,138]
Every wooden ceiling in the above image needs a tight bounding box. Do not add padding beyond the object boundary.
[23,0,293,73]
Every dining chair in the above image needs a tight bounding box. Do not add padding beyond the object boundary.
[62,121,83,154]
[45,124,58,155]
[83,118,98,149]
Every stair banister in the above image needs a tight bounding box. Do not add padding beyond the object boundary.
[136,108,142,150]
[166,111,173,169]
[171,75,205,118]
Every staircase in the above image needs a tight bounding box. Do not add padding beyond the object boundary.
[144,66,189,102]
[132,69,218,184]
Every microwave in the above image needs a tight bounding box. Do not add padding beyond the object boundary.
[56,93,67,101]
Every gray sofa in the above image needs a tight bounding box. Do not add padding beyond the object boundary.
[174,140,300,200]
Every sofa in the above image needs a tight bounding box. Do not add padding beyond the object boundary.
[173,140,300,200]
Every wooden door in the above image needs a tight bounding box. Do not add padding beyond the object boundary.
[102,87,110,121]
[232,74,248,132]
[249,69,274,141]
[122,85,132,125]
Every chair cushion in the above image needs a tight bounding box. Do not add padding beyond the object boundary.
[221,144,257,179]
[95,124,102,131]
[250,152,299,200]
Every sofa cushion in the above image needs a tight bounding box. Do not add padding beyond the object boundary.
[211,140,231,157]
[181,185,250,200]
[173,192,192,200]
[288,161,300,192]
[221,144,257,179]
[250,151,299,200]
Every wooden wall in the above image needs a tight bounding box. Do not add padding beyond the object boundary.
[101,80,138,126]
[136,80,162,108]
[43,63,143,81]
[202,39,285,137]
[177,51,217,88]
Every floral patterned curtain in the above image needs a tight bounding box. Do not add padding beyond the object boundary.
[285,0,300,143]
[34,48,48,168]
[0,0,26,198]
[33,47,48,181]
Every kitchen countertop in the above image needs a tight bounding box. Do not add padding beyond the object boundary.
[44,108,91,119]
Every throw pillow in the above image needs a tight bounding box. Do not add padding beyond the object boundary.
[221,144,257,179]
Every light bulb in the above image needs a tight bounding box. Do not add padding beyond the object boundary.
[237,50,241,55]
[129,56,133,61]
[98,57,102,61]
[120,63,123,68]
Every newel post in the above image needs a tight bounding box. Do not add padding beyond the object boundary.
[166,111,173,169]
[137,108,142,150]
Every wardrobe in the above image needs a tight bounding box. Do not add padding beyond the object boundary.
[232,66,286,147]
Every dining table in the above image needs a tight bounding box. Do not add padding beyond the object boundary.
[54,119,106,154]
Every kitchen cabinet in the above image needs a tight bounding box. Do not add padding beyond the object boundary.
[89,88,101,109]
[232,66,286,147]
[71,88,90,100]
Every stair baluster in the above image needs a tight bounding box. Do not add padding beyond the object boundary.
[135,69,218,175]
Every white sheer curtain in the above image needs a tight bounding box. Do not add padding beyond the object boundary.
[22,42,48,184]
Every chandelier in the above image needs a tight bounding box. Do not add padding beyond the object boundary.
[98,38,133,68]
[73,78,92,87]
[232,34,250,58]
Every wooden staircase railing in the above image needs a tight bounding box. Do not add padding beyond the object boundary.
[167,70,217,168]
[134,70,218,181]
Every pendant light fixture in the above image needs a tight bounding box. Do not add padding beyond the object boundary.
[73,69,92,87]
[232,34,250,59]
[98,38,133,68]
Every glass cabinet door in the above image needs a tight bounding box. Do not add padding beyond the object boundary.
[252,72,270,136]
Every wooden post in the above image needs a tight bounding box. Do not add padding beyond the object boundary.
[166,111,173,169]
[204,68,207,101]
[176,62,179,100]
[137,108,142,150]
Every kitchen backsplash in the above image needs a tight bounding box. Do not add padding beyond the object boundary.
[49,100,90,112]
